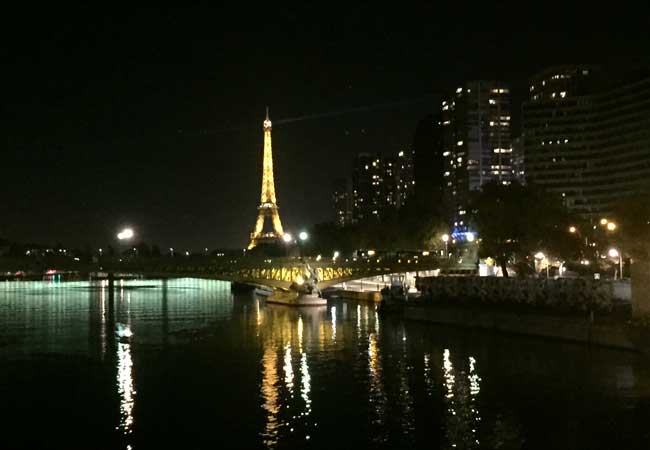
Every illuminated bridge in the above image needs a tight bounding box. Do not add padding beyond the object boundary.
[82,255,476,290]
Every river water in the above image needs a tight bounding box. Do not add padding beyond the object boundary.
[1,278,649,449]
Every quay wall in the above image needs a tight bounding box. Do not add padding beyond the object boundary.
[407,276,644,351]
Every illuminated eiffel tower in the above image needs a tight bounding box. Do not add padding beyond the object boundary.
[248,108,285,249]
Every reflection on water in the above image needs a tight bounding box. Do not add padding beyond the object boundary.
[1,279,650,449]
[117,342,136,435]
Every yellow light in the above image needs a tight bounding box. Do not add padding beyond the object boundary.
[534,252,545,260]
[569,226,576,233]
[441,234,450,243]
[607,222,617,231]
[600,218,608,225]
[296,275,304,285]
[367,250,376,256]
[608,248,619,258]
[422,251,430,256]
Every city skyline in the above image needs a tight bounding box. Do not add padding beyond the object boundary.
[4,5,650,249]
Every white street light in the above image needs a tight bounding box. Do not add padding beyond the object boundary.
[333,251,340,259]
[534,251,548,278]
[117,228,134,240]
[299,231,309,241]
[441,233,450,259]
[282,233,293,243]
[466,232,476,242]
[608,248,623,280]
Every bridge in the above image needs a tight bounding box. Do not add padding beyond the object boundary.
[1,253,476,289]
[95,254,475,289]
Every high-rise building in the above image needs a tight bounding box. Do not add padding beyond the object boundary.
[412,113,445,212]
[441,81,513,225]
[349,150,415,223]
[511,136,526,184]
[352,153,384,222]
[386,149,415,209]
[332,177,353,227]
[523,65,650,219]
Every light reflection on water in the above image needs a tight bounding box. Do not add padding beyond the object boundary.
[1,278,649,449]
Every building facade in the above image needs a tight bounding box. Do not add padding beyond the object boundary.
[332,177,353,227]
[441,81,514,226]
[523,65,650,219]
[347,150,415,223]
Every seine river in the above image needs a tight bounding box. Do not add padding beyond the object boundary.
[1,278,649,449]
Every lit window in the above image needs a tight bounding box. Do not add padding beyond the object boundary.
[560,91,567,98]
[456,140,463,146]
[444,171,450,176]
[442,105,449,111]
[457,157,463,163]
[489,99,496,105]
[443,151,450,156]
[551,92,556,98]
[443,120,451,125]
[456,87,463,93]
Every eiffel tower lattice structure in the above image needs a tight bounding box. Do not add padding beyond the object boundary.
[248,108,285,249]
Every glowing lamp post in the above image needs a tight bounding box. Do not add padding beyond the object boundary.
[534,251,548,278]
[608,248,623,280]
[117,228,134,240]
[441,234,450,259]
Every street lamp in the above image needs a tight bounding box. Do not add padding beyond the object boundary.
[600,218,608,226]
[534,251,548,278]
[333,250,340,260]
[466,232,476,242]
[569,226,577,234]
[282,233,293,243]
[441,233,450,259]
[608,248,623,279]
[117,228,134,240]
[606,222,617,231]
[299,231,309,241]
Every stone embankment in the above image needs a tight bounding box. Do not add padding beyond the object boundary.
[407,277,648,352]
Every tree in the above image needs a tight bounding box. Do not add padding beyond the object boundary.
[615,192,650,259]
[470,181,576,277]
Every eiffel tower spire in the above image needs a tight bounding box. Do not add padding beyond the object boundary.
[248,108,284,249]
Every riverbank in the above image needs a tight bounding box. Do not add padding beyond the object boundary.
[403,276,649,352]
[405,303,650,351]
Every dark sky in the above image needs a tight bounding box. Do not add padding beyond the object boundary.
[4,4,650,250]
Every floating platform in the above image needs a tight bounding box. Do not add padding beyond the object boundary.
[266,289,327,306]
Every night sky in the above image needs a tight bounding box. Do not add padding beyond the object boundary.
[4,4,650,250]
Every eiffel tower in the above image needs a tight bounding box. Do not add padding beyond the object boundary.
[248,108,285,249]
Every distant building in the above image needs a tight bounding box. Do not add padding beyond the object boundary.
[332,177,353,227]
[440,81,514,226]
[522,65,650,219]
[511,136,526,184]
[386,149,415,209]
[349,150,415,223]
[412,113,445,212]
